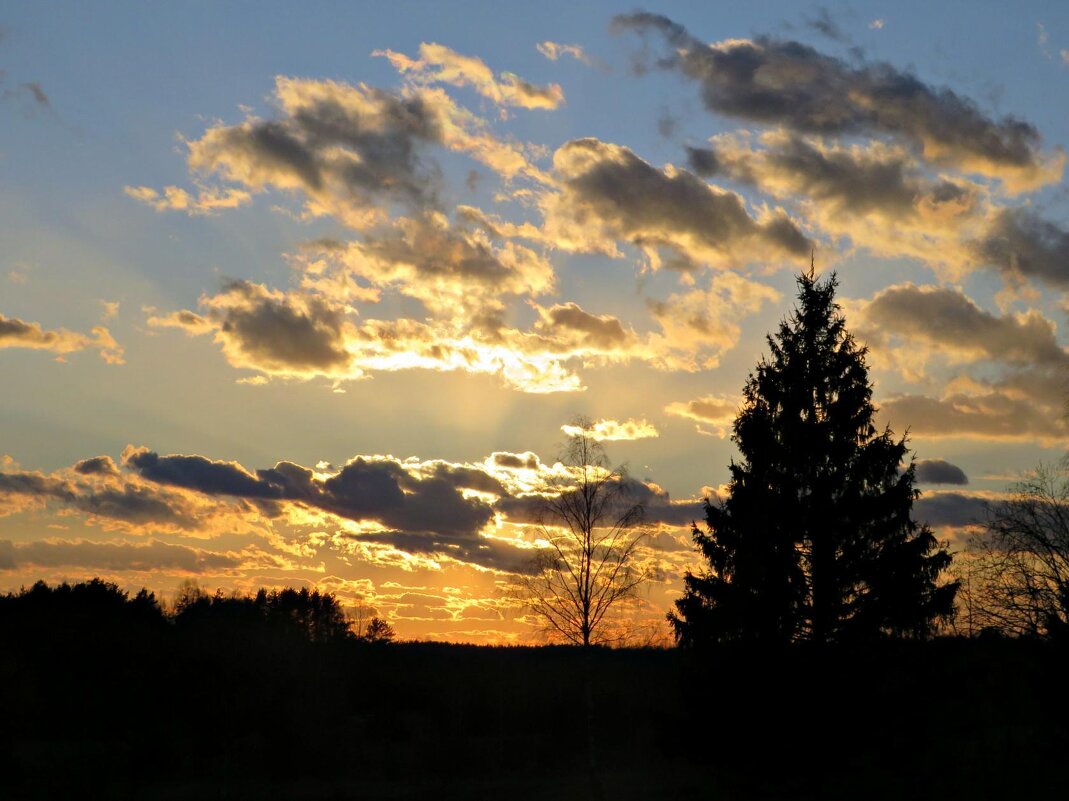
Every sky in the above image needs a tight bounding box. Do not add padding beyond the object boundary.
[3,1,1069,643]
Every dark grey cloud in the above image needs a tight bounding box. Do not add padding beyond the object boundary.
[20,81,49,108]
[861,283,1069,368]
[189,80,443,212]
[0,471,71,499]
[657,108,679,139]
[915,459,969,485]
[684,145,720,177]
[124,448,283,499]
[73,456,120,476]
[0,538,242,573]
[420,462,507,496]
[0,54,51,112]
[69,485,194,527]
[803,7,850,43]
[913,491,988,528]
[0,468,195,528]
[495,476,701,529]
[1,315,73,348]
[696,135,974,218]
[549,137,811,266]
[612,13,1056,183]
[210,280,351,373]
[323,459,495,536]
[351,529,531,573]
[862,284,1069,443]
[490,451,541,471]
[356,213,534,286]
[624,479,704,527]
[128,450,497,540]
[972,208,1069,288]
[534,302,635,350]
[880,390,1067,442]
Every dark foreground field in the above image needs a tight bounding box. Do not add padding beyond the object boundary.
[3,593,1068,800]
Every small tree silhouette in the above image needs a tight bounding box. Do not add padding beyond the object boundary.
[363,617,396,643]
[518,418,648,647]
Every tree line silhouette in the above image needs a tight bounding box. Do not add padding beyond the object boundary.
[2,577,1068,799]
[3,270,1069,798]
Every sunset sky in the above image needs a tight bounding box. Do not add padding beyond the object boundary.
[3,2,1069,642]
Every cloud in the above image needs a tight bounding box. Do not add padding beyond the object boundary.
[116,448,534,571]
[495,475,700,529]
[691,131,989,275]
[560,418,659,441]
[664,395,739,437]
[0,71,52,114]
[880,386,1067,444]
[125,184,251,214]
[3,440,704,579]
[126,449,496,539]
[73,456,120,476]
[20,81,49,108]
[646,271,781,370]
[804,7,849,43]
[178,76,448,228]
[156,288,602,392]
[350,529,533,573]
[146,309,216,335]
[0,538,244,574]
[913,491,990,529]
[155,253,658,391]
[531,302,637,352]
[180,280,354,378]
[612,13,1064,190]
[914,459,969,485]
[857,283,1069,370]
[489,451,541,471]
[123,448,284,499]
[855,283,1069,443]
[0,314,124,364]
[688,132,1069,289]
[541,137,811,270]
[698,131,978,225]
[536,41,591,65]
[0,466,198,529]
[971,208,1069,289]
[323,211,555,317]
[375,42,564,110]
[623,480,704,527]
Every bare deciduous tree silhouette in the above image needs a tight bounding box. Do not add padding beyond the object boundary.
[964,460,1069,637]
[519,418,648,648]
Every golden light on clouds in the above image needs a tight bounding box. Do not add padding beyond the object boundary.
[4,11,1068,644]
[560,418,659,441]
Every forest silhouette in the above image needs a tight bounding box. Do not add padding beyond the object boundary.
[2,578,1068,799]
[4,273,1069,799]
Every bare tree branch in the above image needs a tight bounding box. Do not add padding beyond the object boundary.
[963,460,1069,637]
[514,417,650,647]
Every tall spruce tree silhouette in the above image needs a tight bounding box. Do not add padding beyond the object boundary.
[670,269,958,645]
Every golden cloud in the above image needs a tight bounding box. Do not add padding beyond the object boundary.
[375,42,565,110]
[0,314,124,364]
[560,418,659,441]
